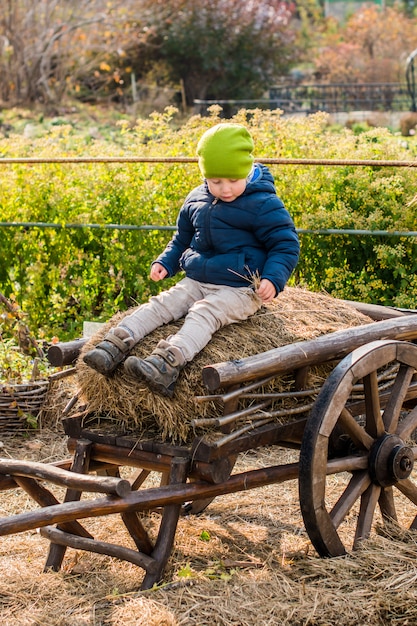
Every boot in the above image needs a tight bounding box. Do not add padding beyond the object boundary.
[124,340,185,398]
[83,327,134,376]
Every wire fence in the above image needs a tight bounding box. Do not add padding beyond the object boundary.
[1,155,416,238]
[0,157,416,166]
[1,223,417,238]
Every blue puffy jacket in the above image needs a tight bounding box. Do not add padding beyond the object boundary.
[154,164,300,296]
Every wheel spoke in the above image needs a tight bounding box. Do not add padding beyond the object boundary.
[394,477,417,506]
[326,453,368,475]
[354,483,381,548]
[382,364,416,433]
[397,406,417,441]
[330,471,371,529]
[364,371,385,438]
[378,487,398,522]
[339,408,374,450]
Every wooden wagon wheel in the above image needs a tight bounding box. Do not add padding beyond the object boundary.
[299,339,417,556]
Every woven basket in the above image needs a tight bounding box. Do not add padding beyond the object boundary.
[0,380,49,432]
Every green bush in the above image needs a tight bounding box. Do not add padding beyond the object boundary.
[0,107,416,340]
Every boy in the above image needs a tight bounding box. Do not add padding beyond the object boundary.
[84,123,300,397]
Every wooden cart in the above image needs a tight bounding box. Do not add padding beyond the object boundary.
[2,311,417,590]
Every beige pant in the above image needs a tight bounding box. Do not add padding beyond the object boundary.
[118,277,262,362]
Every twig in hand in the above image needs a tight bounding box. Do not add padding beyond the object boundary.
[227,265,261,290]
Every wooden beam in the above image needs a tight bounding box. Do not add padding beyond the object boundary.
[341,300,406,321]
[202,315,417,391]
[0,457,131,497]
[47,338,87,366]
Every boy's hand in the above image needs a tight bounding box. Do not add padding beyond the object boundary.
[150,262,168,281]
[256,278,276,303]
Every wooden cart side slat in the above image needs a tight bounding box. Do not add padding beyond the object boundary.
[202,315,417,391]
[191,419,308,462]
[341,301,407,320]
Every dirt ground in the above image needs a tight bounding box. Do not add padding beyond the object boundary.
[1,427,417,626]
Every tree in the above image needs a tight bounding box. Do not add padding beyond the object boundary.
[313,6,417,84]
[0,0,114,107]
[121,0,298,105]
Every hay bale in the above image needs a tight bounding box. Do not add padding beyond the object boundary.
[75,287,372,442]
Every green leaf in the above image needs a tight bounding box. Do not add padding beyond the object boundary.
[199,530,211,542]
[177,563,194,579]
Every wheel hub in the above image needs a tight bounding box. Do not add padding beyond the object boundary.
[369,434,414,487]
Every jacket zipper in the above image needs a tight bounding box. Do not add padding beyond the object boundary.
[204,198,217,250]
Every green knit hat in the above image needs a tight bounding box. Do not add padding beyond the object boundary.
[197,123,254,179]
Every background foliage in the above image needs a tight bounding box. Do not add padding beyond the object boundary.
[312,5,417,83]
[0,2,416,109]
[0,106,416,340]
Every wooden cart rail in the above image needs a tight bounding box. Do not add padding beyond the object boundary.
[1,313,417,590]
[202,314,417,391]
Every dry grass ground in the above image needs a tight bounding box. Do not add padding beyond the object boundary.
[1,430,417,626]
